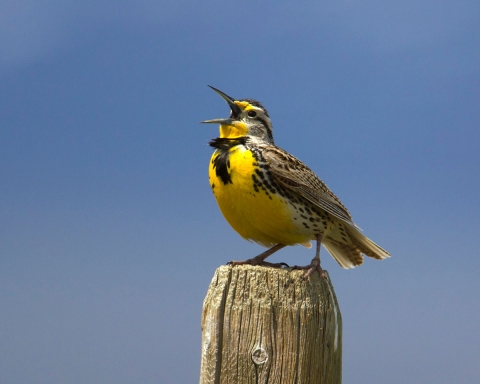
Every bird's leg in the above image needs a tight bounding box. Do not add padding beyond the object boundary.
[228,243,288,268]
[293,233,326,279]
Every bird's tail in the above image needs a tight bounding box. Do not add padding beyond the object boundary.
[323,240,363,269]
[323,226,390,269]
[346,226,390,260]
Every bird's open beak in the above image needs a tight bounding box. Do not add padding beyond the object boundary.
[200,85,242,124]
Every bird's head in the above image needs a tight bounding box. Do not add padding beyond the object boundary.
[201,86,274,143]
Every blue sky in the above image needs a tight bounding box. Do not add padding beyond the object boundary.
[1,1,479,383]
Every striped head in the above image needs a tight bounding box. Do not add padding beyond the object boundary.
[201,86,274,144]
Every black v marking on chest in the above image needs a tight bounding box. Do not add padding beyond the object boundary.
[209,137,247,185]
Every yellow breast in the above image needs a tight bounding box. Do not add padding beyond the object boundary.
[209,144,314,247]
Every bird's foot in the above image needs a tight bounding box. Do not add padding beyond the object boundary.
[227,244,288,269]
[227,259,290,269]
[292,257,325,280]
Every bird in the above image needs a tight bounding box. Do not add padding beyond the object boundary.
[202,86,390,278]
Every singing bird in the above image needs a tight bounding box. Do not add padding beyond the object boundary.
[202,86,389,277]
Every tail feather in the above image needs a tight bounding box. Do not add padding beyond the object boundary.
[323,239,363,269]
[345,226,390,260]
[323,226,390,269]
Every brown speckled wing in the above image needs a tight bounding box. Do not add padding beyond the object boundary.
[262,146,360,229]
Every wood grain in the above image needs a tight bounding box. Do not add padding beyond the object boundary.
[200,265,342,384]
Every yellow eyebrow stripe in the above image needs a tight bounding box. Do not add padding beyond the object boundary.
[234,101,256,111]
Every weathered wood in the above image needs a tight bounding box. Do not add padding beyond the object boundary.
[200,265,342,384]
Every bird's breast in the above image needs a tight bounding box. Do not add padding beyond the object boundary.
[208,145,318,246]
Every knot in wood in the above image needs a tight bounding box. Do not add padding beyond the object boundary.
[251,347,268,365]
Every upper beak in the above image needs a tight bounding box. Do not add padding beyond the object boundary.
[200,85,242,124]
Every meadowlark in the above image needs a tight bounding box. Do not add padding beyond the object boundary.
[202,86,389,277]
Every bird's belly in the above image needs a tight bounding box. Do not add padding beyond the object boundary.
[209,147,318,247]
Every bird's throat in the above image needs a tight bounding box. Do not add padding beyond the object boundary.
[219,122,248,138]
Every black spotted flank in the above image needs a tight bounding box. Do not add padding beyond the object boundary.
[255,169,265,179]
[252,169,277,197]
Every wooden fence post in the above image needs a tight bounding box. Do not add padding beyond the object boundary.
[199,265,342,384]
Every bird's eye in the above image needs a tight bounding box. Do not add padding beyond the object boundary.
[247,111,257,118]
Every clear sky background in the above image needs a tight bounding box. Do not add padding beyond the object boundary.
[1,1,479,383]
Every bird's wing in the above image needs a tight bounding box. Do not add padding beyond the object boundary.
[262,146,360,229]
